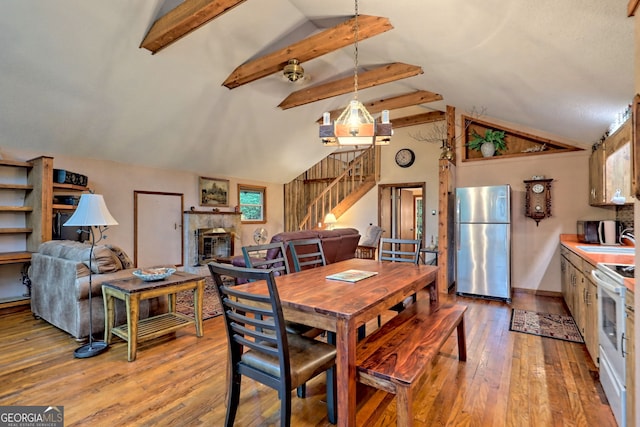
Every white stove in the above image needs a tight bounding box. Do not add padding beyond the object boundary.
[599,263,635,281]
[593,262,632,427]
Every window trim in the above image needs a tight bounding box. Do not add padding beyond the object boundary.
[237,184,267,224]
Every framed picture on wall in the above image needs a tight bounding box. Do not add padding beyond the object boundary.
[199,177,229,207]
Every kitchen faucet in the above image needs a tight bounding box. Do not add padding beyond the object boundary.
[620,228,635,245]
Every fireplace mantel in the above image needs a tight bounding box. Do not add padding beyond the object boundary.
[183,210,241,215]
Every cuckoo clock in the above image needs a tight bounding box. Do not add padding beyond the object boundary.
[524,178,553,226]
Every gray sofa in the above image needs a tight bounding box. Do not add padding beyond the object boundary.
[29,240,167,340]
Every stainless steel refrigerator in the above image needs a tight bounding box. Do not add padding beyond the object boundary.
[455,185,511,301]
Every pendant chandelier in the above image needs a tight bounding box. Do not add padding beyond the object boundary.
[319,0,392,146]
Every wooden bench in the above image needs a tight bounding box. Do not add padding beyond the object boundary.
[356,300,468,426]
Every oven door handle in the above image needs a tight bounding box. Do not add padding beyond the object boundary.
[591,269,624,294]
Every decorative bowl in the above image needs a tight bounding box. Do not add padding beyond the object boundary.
[133,267,176,282]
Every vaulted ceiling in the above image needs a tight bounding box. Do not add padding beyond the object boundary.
[0,1,634,183]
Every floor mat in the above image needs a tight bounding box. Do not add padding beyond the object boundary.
[175,276,223,320]
[509,309,584,343]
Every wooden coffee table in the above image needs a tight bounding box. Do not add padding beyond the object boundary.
[102,271,206,361]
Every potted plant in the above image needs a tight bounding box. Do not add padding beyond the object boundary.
[467,129,507,157]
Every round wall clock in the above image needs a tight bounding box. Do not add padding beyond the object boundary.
[532,183,545,194]
[395,149,415,168]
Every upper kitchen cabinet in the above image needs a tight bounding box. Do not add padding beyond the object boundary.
[605,119,633,202]
[589,118,634,206]
[589,143,606,205]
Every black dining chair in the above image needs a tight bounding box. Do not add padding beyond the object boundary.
[288,238,327,272]
[378,237,421,264]
[208,262,337,426]
[378,237,421,314]
[243,242,318,333]
[242,242,290,277]
[242,241,323,398]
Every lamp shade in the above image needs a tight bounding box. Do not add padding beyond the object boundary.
[334,100,376,145]
[63,194,118,227]
[324,213,337,225]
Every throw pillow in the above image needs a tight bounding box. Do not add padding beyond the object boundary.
[76,263,91,278]
[83,245,121,274]
[360,225,383,247]
[107,244,134,269]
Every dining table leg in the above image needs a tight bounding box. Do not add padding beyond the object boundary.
[335,317,357,426]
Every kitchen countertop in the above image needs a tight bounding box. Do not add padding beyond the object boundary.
[560,234,635,293]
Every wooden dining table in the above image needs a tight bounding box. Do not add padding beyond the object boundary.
[233,257,439,426]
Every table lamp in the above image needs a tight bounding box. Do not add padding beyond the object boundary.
[64,193,118,358]
[324,213,337,230]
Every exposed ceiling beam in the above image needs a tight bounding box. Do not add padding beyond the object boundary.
[140,0,247,54]
[223,15,393,89]
[316,90,442,123]
[391,111,445,129]
[278,63,424,110]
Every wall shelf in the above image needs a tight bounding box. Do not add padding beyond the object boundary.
[0,228,32,234]
[0,252,32,264]
[461,116,583,161]
[53,182,89,192]
[0,206,33,212]
[0,295,30,307]
[0,157,89,304]
[0,158,37,305]
[0,159,32,169]
[0,184,33,191]
[52,204,77,211]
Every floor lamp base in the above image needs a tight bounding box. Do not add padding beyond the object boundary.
[74,341,108,358]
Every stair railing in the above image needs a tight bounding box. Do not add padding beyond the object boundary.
[298,146,377,230]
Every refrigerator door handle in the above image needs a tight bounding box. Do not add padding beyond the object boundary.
[456,197,461,250]
[496,194,507,218]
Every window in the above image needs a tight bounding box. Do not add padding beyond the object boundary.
[238,184,266,224]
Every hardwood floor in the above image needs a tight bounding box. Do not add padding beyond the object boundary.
[0,291,616,426]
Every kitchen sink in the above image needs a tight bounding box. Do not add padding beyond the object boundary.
[576,245,636,255]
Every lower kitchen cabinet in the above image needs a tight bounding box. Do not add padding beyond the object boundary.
[560,246,598,366]
[626,290,635,427]
[582,261,598,365]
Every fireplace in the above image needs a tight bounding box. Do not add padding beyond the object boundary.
[183,211,241,271]
[196,228,234,265]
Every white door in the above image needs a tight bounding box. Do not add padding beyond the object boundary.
[134,191,183,268]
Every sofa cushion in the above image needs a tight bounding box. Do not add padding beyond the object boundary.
[270,230,320,245]
[38,240,124,274]
[314,234,341,264]
[38,240,88,259]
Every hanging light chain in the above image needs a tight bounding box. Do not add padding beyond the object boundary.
[353,0,359,100]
